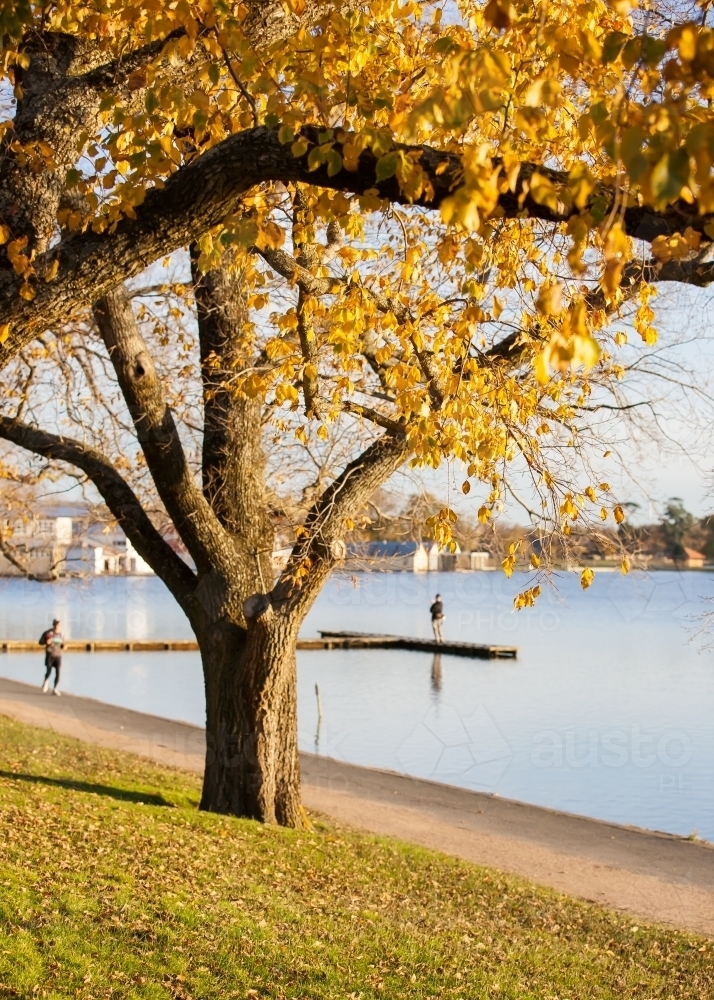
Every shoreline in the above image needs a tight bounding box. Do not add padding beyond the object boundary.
[0,674,711,936]
[1,564,713,582]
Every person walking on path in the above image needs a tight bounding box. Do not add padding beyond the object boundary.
[39,619,63,696]
[430,594,445,643]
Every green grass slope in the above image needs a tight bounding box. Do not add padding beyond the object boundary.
[0,715,710,999]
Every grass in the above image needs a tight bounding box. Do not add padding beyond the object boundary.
[0,716,711,999]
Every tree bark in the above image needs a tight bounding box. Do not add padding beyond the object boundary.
[191,250,273,593]
[198,610,303,826]
[191,256,299,821]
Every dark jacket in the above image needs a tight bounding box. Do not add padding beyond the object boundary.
[39,628,64,654]
[430,600,444,620]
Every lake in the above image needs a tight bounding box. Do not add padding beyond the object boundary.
[0,570,712,841]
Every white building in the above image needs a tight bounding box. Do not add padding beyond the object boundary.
[84,529,154,575]
[413,543,429,572]
[0,505,86,578]
[0,505,158,577]
[427,542,462,571]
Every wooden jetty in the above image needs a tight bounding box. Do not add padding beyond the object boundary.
[1,632,517,659]
[0,639,200,653]
[314,631,517,659]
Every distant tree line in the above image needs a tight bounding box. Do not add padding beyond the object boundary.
[359,492,714,567]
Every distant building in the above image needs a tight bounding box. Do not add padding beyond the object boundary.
[0,505,88,578]
[0,505,164,578]
[346,540,428,572]
[684,547,706,569]
[428,542,462,571]
[343,540,473,572]
[0,502,497,578]
[84,528,154,575]
[413,543,429,573]
[63,542,105,576]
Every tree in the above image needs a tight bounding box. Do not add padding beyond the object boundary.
[661,497,694,561]
[2,0,714,824]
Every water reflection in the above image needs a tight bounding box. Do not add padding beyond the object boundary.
[314,682,323,752]
[431,653,442,693]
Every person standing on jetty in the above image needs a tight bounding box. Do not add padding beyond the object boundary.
[39,619,63,696]
[430,594,445,643]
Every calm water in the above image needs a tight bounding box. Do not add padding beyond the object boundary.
[0,571,712,841]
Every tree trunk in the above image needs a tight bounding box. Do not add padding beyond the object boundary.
[198,610,304,827]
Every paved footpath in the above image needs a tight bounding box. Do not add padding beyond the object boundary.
[0,676,712,937]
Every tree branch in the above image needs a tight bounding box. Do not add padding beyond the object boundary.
[0,415,198,608]
[92,284,232,578]
[273,431,411,617]
[3,0,362,261]
[0,526,57,582]
[2,125,713,370]
[296,288,322,418]
[254,245,342,295]
[342,400,407,435]
[255,242,444,404]
[1,31,188,262]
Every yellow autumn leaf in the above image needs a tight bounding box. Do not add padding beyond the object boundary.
[580,567,594,590]
[514,585,541,609]
[483,0,515,30]
[440,188,481,232]
[567,162,596,210]
[528,173,561,212]
[535,282,563,317]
